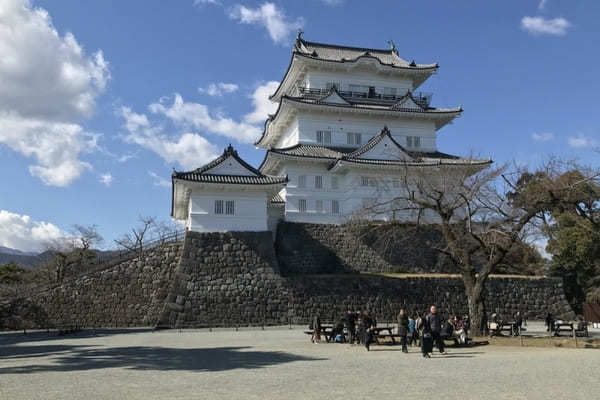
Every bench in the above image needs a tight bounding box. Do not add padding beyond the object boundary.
[372,326,398,344]
[553,322,573,337]
[575,322,589,337]
[489,322,513,337]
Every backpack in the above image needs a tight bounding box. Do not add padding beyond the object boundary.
[334,334,345,343]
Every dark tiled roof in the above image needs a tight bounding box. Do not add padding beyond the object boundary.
[295,37,437,70]
[173,145,287,185]
[283,95,462,114]
[345,126,409,158]
[270,193,285,204]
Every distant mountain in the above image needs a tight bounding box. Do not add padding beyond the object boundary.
[0,246,38,256]
[0,246,120,268]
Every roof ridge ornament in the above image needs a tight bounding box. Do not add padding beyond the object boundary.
[296,29,304,41]
[409,60,417,67]
[388,40,397,54]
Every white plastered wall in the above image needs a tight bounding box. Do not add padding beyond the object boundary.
[187,189,269,232]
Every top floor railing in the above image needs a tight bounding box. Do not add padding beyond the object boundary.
[296,86,432,108]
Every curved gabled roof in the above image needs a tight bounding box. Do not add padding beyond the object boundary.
[172,145,287,185]
[258,127,491,175]
[270,34,439,102]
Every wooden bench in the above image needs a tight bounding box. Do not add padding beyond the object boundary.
[372,326,397,344]
[489,322,513,337]
[575,322,589,337]
[553,322,574,337]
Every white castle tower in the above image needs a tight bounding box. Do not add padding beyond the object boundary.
[172,33,490,232]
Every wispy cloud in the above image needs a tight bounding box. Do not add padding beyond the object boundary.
[99,173,113,186]
[320,0,343,5]
[198,82,239,96]
[538,0,548,10]
[567,134,597,148]
[193,0,220,6]
[149,171,171,187]
[521,16,570,36]
[532,132,554,142]
[229,2,304,44]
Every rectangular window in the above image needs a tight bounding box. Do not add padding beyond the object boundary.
[214,200,223,214]
[315,175,323,189]
[225,200,235,215]
[361,176,369,187]
[298,175,306,188]
[316,200,323,213]
[347,132,362,146]
[298,199,307,213]
[406,136,421,148]
[317,130,331,144]
[413,136,421,148]
[331,176,339,190]
[331,200,340,215]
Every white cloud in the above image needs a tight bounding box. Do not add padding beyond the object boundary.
[0,0,109,186]
[119,81,279,168]
[198,82,239,96]
[521,16,570,36]
[321,0,343,5]
[0,210,71,253]
[0,112,96,186]
[120,107,219,170]
[229,2,304,44]
[148,171,171,188]
[538,0,548,10]
[531,132,554,142]
[149,93,262,143]
[243,81,280,124]
[99,173,113,186]
[193,0,220,6]
[567,134,596,148]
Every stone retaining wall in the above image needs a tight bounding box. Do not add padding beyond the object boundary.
[276,222,451,274]
[23,243,182,328]
[8,229,574,329]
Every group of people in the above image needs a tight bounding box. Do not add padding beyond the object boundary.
[312,305,468,358]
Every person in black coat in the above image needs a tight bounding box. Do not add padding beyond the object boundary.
[362,311,375,351]
[344,310,357,344]
[397,309,409,353]
[421,314,433,358]
[425,305,447,355]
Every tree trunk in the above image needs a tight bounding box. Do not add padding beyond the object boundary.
[464,276,486,336]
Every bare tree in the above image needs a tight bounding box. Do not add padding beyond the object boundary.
[114,216,156,254]
[71,224,104,250]
[151,219,181,244]
[358,162,550,335]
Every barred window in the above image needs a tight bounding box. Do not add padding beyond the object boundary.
[317,130,331,144]
[331,200,340,215]
[225,200,235,215]
[315,175,323,189]
[347,132,362,146]
[298,199,307,213]
[361,176,369,187]
[214,200,223,214]
[406,136,421,148]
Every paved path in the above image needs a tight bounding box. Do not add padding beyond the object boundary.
[1,327,599,400]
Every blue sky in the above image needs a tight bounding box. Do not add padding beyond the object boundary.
[1,0,598,252]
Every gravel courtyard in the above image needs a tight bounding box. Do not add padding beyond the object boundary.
[1,327,599,400]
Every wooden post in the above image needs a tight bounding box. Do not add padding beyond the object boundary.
[573,325,577,348]
[519,326,523,347]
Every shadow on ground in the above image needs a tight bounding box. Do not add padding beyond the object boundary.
[0,328,153,346]
[0,344,325,374]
